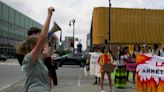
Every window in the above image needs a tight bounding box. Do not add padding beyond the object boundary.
[2,4,9,21]
[9,8,15,24]
[15,12,20,26]
[20,14,25,28]
[25,16,29,29]
[0,2,2,19]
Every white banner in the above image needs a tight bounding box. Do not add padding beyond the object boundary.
[89,52,101,77]
[136,55,164,84]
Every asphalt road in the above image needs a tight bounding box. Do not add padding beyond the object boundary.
[0,59,136,92]
[0,59,24,91]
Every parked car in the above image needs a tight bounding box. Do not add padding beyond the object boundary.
[55,53,87,67]
[0,55,7,61]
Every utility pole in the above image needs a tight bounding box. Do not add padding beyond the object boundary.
[109,0,111,44]
[69,19,76,53]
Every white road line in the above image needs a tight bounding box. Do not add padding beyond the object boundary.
[0,62,19,66]
[0,84,13,92]
[77,68,83,86]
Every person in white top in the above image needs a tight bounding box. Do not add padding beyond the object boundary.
[152,44,160,56]
[160,45,164,57]
[89,47,102,85]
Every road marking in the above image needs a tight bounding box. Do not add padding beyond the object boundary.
[77,68,83,86]
[0,84,12,91]
[0,62,19,66]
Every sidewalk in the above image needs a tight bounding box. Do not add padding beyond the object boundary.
[0,79,136,92]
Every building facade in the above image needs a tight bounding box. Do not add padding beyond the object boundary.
[91,7,164,47]
[63,36,73,51]
[0,1,42,57]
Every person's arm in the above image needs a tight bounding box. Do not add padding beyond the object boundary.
[43,34,56,57]
[49,35,56,56]
[30,7,54,64]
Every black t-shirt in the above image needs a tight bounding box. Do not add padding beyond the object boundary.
[15,53,24,66]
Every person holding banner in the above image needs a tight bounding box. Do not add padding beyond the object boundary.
[160,45,164,57]
[89,47,102,85]
[152,44,160,56]
[127,45,141,88]
[98,47,114,92]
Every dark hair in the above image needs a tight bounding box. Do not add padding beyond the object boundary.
[133,45,141,51]
[27,27,41,36]
[153,44,158,49]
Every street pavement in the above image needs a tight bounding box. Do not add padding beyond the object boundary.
[0,59,24,91]
[0,79,136,92]
[0,59,136,92]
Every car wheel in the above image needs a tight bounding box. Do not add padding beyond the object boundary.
[80,62,85,67]
[57,62,62,67]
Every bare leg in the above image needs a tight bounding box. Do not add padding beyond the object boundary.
[98,77,100,85]
[127,70,129,82]
[133,72,136,84]
[107,72,112,89]
[48,76,52,88]
[100,72,105,90]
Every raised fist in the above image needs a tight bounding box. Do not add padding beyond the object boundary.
[48,7,55,16]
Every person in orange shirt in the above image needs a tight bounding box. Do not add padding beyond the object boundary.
[98,47,114,92]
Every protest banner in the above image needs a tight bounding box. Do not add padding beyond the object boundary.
[89,52,101,77]
[136,54,164,92]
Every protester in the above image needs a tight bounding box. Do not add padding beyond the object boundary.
[114,47,129,88]
[43,35,58,87]
[152,44,160,56]
[16,27,41,66]
[85,52,90,71]
[121,47,131,82]
[89,47,102,85]
[17,7,54,92]
[51,53,58,86]
[98,47,114,92]
[132,45,141,83]
[128,45,141,88]
[160,45,164,57]
[142,45,149,54]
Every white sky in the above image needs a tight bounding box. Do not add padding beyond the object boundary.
[1,0,164,50]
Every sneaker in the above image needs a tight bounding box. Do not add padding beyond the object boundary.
[101,90,105,92]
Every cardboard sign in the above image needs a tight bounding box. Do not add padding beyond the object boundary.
[103,63,116,72]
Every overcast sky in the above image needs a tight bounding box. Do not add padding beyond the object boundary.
[1,0,164,50]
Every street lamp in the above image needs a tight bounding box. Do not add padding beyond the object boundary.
[69,19,76,53]
[109,0,111,43]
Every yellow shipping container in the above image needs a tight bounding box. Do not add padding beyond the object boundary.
[92,7,164,46]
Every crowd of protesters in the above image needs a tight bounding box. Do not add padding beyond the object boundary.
[13,5,164,92]
[86,43,164,92]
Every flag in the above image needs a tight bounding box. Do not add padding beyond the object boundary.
[48,22,61,38]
